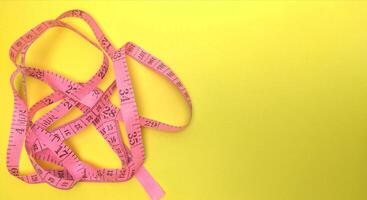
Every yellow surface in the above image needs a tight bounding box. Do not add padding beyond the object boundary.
[1,1,367,200]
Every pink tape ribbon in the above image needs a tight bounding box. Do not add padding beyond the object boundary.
[6,9,192,200]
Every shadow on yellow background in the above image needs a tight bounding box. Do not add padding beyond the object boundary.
[1,1,367,200]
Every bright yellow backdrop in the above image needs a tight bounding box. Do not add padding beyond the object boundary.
[1,1,367,200]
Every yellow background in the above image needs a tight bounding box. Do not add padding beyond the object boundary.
[1,1,367,200]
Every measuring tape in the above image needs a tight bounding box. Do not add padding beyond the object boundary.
[6,9,192,200]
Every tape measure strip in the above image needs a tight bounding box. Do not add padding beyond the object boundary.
[6,9,192,200]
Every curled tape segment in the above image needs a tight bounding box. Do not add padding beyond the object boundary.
[6,9,192,200]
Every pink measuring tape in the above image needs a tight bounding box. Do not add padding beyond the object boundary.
[6,9,192,200]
